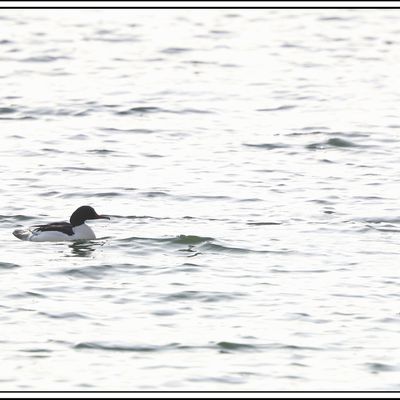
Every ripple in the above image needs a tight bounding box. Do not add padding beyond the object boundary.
[247,221,282,226]
[86,149,117,155]
[116,106,163,115]
[360,217,400,224]
[28,108,91,117]
[180,108,213,114]
[121,214,168,220]
[216,341,257,351]
[0,107,16,114]
[306,138,361,149]
[8,291,45,298]
[0,115,35,121]
[163,290,245,303]
[116,106,211,115]
[74,342,176,352]
[84,34,139,43]
[287,130,326,136]
[244,143,290,150]
[319,16,350,21]
[20,348,53,354]
[41,148,63,154]
[21,55,69,63]
[119,234,213,246]
[172,235,213,245]
[99,127,155,134]
[151,310,177,317]
[61,191,119,197]
[366,362,398,373]
[38,311,88,320]
[0,262,20,270]
[257,105,296,112]
[201,242,281,254]
[366,225,400,233]
[188,195,232,200]
[140,191,169,198]
[142,153,165,158]
[61,264,116,279]
[0,214,34,222]
[161,47,192,54]
[184,60,218,66]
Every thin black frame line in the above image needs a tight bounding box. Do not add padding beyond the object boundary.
[0,6,399,8]
[3,0,398,1]
[2,0,393,1]
[0,390,399,393]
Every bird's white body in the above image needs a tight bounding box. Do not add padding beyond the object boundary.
[13,223,96,242]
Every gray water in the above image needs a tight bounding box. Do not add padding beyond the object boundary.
[1,8,400,391]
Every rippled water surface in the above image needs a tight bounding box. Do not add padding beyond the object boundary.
[1,9,400,391]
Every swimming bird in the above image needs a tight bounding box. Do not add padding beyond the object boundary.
[13,206,110,242]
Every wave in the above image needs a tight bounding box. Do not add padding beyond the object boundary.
[161,47,192,54]
[200,242,285,254]
[163,290,244,302]
[306,138,362,149]
[172,235,214,245]
[119,234,213,246]
[0,107,16,114]
[74,341,187,352]
[60,264,119,279]
[216,341,257,351]
[117,234,278,255]
[257,105,296,112]
[0,262,20,269]
[247,221,282,226]
[116,106,212,115]
[38,311,88,320]
[20,55,70,63]
[0,214,35,222]
[99,127,155,134]
[244,143,290,150]
[73,340,323,355]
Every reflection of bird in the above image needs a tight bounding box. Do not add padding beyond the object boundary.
[69,241,99,258]
[13,206,110,242]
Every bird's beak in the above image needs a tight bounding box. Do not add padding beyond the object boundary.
[95,214,110,220]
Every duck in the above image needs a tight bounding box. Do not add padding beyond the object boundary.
[13,205,110,242]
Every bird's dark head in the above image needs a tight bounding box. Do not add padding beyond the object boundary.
[70,206,110,227]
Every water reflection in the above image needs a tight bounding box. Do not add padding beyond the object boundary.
[178,245,201,257]
[67,241,101,258]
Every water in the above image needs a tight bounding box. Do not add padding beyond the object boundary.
[1,8,400,391]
